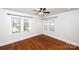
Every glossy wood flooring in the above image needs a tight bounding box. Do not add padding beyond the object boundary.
[0,34,79,50]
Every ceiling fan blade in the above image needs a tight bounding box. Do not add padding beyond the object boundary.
[43,8,46,11]
[40,8,42,10]
[39,8,42,12]
[43,11,50,13]
[33,10,39,12]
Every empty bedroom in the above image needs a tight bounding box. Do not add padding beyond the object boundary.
[0,8,79,50]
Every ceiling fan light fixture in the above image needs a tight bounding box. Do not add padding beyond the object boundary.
[34,8,50,15]
[39,12,44,15]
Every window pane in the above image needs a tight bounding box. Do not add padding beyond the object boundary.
[24,19,29,32]
[12,17,21,33]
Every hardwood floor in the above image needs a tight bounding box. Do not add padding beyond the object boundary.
[0,34,79,50]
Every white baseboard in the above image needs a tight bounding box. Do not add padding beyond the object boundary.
[0,33,79,47]
[0,33,42,47]
[44,34,79,47]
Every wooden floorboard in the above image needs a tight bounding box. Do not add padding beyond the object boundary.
[0,34,79,50]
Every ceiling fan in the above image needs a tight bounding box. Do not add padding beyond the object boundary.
[34,8,50,15]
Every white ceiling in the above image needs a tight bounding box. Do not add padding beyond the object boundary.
[3,8,79,17]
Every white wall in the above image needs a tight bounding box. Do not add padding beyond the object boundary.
[0,9,43,46]
[0,9,79,47]
[43,9,79,46]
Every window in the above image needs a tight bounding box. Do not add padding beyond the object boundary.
[12,17,21,33]
[24,19,30,32]
[43,19,55,32]
[49,19,55,31]
[12,17,30,33]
